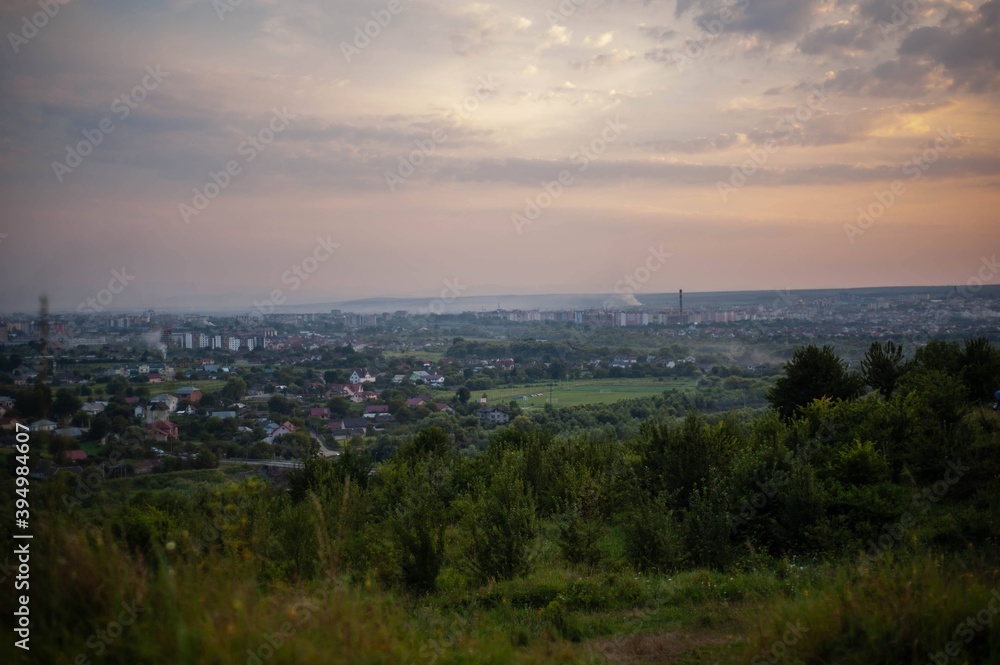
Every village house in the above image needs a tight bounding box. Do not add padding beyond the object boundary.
[363,404,389,418]
[174,386,204,403]
[406,396,433,408]
[146,420,179,442]
[30,419,58,432]
[348,369,375,384]
[477,406,510,425]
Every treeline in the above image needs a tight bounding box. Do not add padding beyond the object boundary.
[49,336,1000,595]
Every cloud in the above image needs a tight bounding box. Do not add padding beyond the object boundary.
[798,22,882,56]
[810,1,1000,96]
[679,0,826,42]
[898,0,1000,92]
[584,31,615,48]
[539,24,572,50]
[638,24,677,42]
[637,100,957,155]
[817,59,949,97]
[432,152,1000,188]
[638,133,749,153]
[570,49,636,69]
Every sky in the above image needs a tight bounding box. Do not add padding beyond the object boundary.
[1,0,998,312]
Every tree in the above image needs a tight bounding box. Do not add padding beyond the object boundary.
[268,394,294,416]
[913,340,962,375]
[455,386,471,405]
[958,337,1000,402]
[767,345,864,419]
[860,340,909,399]
[220,377,247,403]
[324,369,347,384]
[462,453,538,582]
[392,461,448,594]
[327,396,351,418]
[278,430,318,459]
[548,360,567,381]
[105,376,128,397]
[52,387,83,419]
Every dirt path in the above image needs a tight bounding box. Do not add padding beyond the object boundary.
[589,629,736,664]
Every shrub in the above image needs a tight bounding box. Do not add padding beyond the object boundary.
[461,452,538,582]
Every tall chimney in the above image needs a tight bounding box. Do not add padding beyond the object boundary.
[679,289,683,324]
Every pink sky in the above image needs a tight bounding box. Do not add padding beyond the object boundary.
[1,0,999,312]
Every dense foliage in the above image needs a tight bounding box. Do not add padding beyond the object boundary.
[2,338,999,663]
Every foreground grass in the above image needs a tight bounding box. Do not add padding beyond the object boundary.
[9,508,995,665]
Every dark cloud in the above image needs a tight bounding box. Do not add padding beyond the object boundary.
[430,153,1000,188]
[677,0,825,41]
[636,133,747,153]
[810,1,1000,96]
[570,50,636,69]
[638,24,678,41]
[854,0,911,23]
[814,59,944,97]
[898,0,1000,92]
[798,22,881,55]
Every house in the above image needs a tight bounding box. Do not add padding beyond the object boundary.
[147,420,179,442]
[611,354,637,368]
[146,400,173,424]
[436,403,456,415]
[405,396,433,408]
[355,390,380,402]
[392,374,406,384]
[327,417,369,440]
[363,404,389,418]
[150,393,179,412]
[264,421,298,443]
[81,401,108,415]
[496,358,516,371]
[0,396,15,410]
[29,419,58,432]
[423,374,446,386]
[174,387,204,403]
[13,366,39,383]
[308,407,331,419]
[326,383,354,398]
[147,372,162,383]
[348,369,375,384]
[0,417,26,432]
[477,406,510,425]
[210,411,238,419]
[55,427,85,439]
[66,449,88,462]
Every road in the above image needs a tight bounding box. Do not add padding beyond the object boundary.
[221,458,304,469]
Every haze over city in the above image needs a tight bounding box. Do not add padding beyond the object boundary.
[2,0,999,312]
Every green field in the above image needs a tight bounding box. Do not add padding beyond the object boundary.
[483,377,697,409]
[146,379,227,395]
